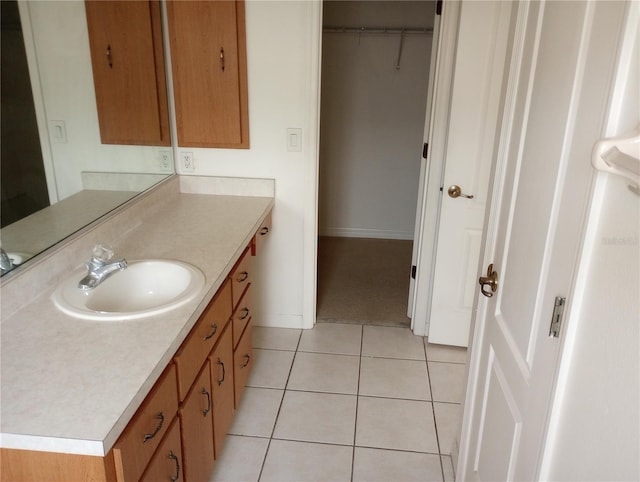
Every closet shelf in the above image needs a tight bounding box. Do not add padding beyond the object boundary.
[592,129,640,186]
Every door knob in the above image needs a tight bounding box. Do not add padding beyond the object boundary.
[448,185,474,199]
[478,264,498,297]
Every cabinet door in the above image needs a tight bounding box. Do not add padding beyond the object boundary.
[167,0,249,148]
[209,323,235,457]
[139,417,183,482]
[233,320,253,407]
[179,363,215,482]
[85,1,170,146]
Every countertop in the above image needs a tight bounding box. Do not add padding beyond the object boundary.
[0,179,274,456]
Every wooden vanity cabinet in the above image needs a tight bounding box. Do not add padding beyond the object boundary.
[174,280,232,402]
[233,320,253,407]
[178,362,215,482]
[139,418,183,482]
[166,0,249,148]
[85,0,170,146]
[112,365,179,482]
[252,212,272,256]
[209,321,235,457]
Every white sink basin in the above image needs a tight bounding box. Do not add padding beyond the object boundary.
[52,260,205,321]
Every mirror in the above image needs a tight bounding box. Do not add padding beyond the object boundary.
[0,0,174,277]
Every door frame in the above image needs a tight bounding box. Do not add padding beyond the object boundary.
[16,0,59,205]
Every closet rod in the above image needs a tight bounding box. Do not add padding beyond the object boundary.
[323,26,433,34]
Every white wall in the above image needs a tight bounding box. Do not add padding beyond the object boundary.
[318,1,433,240]
[175,1,322,329]
[27,1,172,201]
[541,3,639,479]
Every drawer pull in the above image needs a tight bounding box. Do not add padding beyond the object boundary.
[236,271,249,283]
[143,412,164,443]
[203,323,218,340]
[239,307,250,320]
[260,226,269,235]
[240,354,251,369]
[169,450,181,482]
[201,387,211,417]
[216,358,226,386]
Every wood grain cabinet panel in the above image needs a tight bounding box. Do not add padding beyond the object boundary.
[209,322,235,457]
[139,417,183,482]
[179,362,215,482]
[174,280,232,402]
[232,285,252,349]
[230,247,251,309]
[167,0,249,148]
[85,0,170,146]
[112,365,178,482]
[233,320,253,408]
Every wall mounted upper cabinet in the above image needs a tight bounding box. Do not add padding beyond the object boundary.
[85,0,170,146]
[167,0,249,148]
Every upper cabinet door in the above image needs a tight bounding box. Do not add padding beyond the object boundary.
[167,1,249,148]
[85,0,170,146]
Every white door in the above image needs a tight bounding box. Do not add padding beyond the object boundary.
[458,1,625,479]
[425,0,514,346]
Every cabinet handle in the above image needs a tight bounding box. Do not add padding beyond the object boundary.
[216,358,226,386]
[219,47,225,72]
[106,44,113,68]
[201,387,211,417]
[143,412,164,443]
[169,450,181,482]
[240,354,251,369]
[204,323,218,340]
[236,271,249,283]
[239,307,250,320]
[260,226,269,236]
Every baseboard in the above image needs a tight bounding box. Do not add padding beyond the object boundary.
[319,227,414,240]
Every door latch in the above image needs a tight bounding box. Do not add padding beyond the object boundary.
[549,296,566,338]
[478,264,498,298]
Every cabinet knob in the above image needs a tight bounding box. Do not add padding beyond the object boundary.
[219,47,225,72]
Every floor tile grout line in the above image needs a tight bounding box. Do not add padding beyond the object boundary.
[425,338,445,482]
[350,324,364,482]
[255,329,303,482]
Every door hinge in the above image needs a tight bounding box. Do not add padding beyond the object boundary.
[422,142,429,159]
[436,0,443,16]
[411,265,417,279]
[549,296,566,338]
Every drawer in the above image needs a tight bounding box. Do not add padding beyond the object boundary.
[232,285,252,350]
[251,212,272,256]
[233,320,253,408]
[230,247,251,309]
[174,280,232,402]
[209,322,235,457]
[112,364,178,482]
[139,417,183,482]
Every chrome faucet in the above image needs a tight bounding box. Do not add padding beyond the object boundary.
[78,244,127,290]
[0,248,14,274]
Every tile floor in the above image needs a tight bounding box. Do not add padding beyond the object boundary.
[209,323,467,482]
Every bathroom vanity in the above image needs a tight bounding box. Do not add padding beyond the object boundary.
[0,175,274,481]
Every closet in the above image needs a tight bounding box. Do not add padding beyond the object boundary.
[317,1,435,326]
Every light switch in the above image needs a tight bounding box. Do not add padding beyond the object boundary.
[50,120,67,144]
[287,128,302,152]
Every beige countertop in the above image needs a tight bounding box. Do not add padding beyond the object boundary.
[0,176,274,456]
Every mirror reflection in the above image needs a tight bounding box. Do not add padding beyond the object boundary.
[0,0,174,276]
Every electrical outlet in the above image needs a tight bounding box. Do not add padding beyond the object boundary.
[181,151,195,172]
[157,150,173,172]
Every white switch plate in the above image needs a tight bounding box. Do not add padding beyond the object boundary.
[50,120,67,144]
[287,128,302,152]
